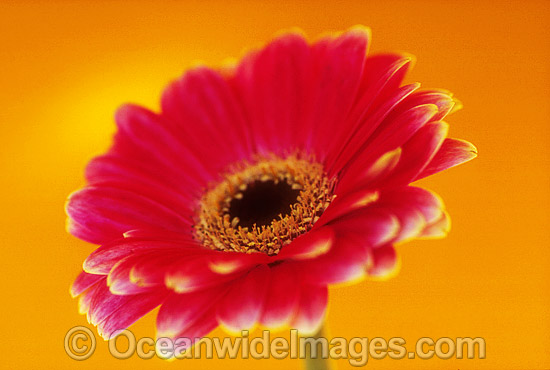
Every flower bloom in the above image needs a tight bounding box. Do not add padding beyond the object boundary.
[67,26,476,341]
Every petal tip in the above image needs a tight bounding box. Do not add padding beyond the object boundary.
[347,24,372,41]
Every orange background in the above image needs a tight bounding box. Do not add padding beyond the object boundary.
[1,1,549,369]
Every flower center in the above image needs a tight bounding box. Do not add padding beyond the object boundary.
[194,154,336,255]
[228,179,301,229]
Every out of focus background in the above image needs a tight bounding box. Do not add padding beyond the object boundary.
[1,1,548,369]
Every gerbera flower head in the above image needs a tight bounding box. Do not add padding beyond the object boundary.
[67,26,476,342]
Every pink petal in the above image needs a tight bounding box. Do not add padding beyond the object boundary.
[86,155,198,212]
[380,121,449,187]
[157,285,228,338]
[367,245,399,278]
[335,147,401,195]
[337,103,438,183]
[419,210,451,238]
[165,254,253,294]
[326,53,416,176]
[113,104,214,188]
[128,244,253,288]
[303,27,370,157]
[168,307,219,355]
[124,248,262,293]
[71,271,104,298]
[97,290,169,340]
[291,285,328,335]
[276,227,334,260]
[415,138,478,180]
[399,89,457,121]
[107,255,159,295]
[205,250,270,274]
[367,187,445,242]
[87,281,132,326]
[385,207,426,243]
[129,253,185,287]
[379,186,444,224]
[122,229,198,241]
[296,232,371,285]
[161,67,252,166]
[330,209,400,247]
[315,189,379,227]
[216,264,270,333]
[232,32,311,154]
[84,237,197,274]
[78,278,104,314]
[329,188,437,244]
[66,185,192,245]
[82,280,168,339]
[87,236,265,294]
[260,263,300,329]
[347,53,414,127]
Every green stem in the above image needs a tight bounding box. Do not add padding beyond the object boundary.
[303,323,333,370]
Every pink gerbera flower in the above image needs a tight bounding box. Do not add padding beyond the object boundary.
[67,26,476,342]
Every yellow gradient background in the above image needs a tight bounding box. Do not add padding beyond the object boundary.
[1,1,548,369]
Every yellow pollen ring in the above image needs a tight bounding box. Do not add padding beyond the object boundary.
[194,153,336,255]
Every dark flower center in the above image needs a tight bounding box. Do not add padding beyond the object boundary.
[194,153,336,255]
[228,180,301,229]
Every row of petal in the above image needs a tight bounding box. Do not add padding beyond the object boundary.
[73,265,329,341]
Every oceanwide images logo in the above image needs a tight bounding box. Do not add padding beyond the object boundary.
[64,326,486,365]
